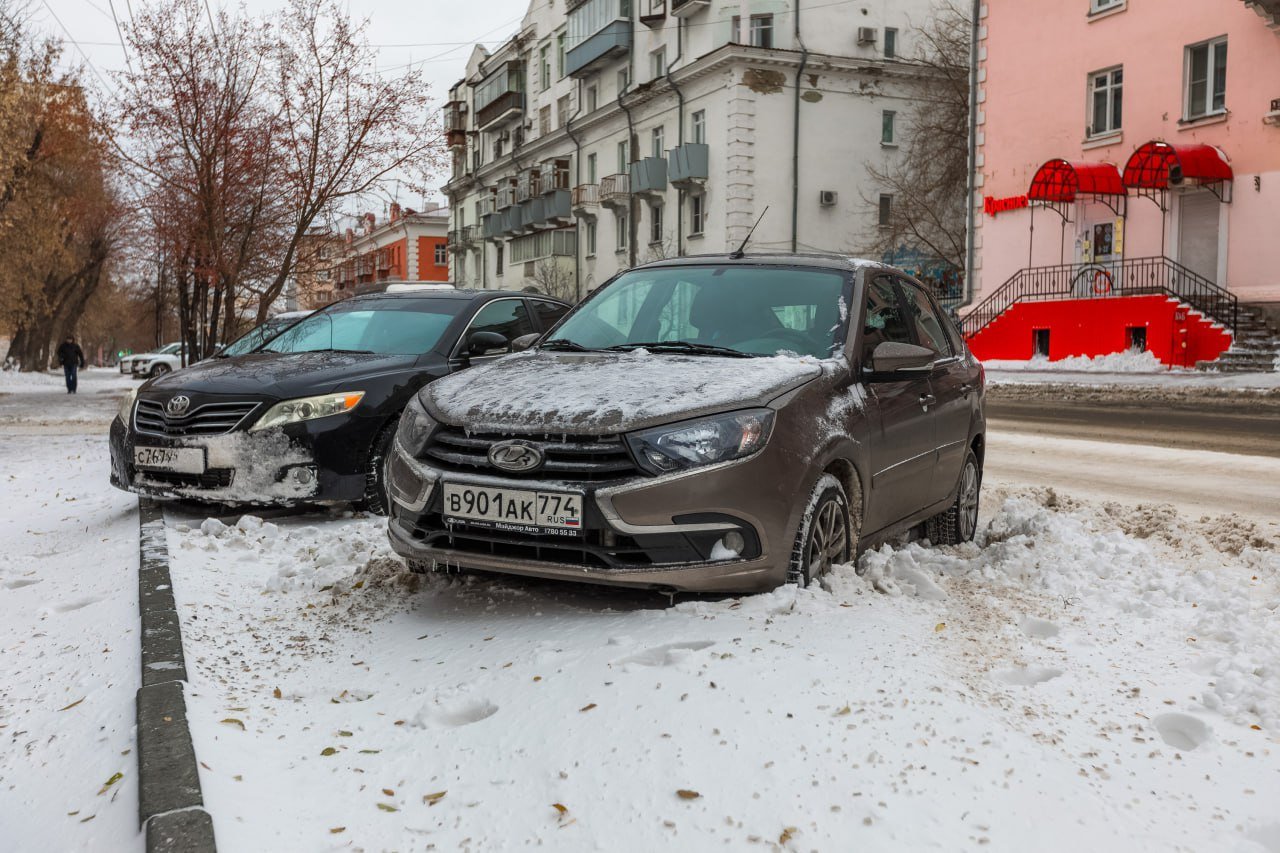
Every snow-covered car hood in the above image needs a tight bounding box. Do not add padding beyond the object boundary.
[425,350,825,434]
[142,350,419,399]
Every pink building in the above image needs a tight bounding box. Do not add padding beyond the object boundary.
[969,0,1280,367]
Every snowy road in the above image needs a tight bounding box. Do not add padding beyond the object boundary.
[2,371,1279,852]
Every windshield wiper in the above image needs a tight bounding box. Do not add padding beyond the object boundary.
[605,341,755,358]
[540,338,594,352]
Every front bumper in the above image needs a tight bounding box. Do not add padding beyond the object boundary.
[384,439,802,594]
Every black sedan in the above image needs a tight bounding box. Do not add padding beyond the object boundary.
[109,289,570,510]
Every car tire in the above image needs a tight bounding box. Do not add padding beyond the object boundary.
[925,450,981,546]
[787,474,855,587]
[150,363,171,376]
[358,415,400,516]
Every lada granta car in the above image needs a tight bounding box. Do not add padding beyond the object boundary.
[385,254,986,594]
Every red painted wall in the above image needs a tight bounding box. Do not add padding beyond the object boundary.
[967,295,1232,368]
[416,237,449,282]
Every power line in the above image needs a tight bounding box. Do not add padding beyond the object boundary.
[40,0,116,92]
[106,0,133,73]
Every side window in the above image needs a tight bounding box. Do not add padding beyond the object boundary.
[464,299,536,355]
[862,276,913,363]
[530,299,570,332]
[899,281,954,357]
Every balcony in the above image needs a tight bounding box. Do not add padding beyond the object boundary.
[1243,0,1280,30]
[600,173,630,208]
[566,1,632,78]
[446,229,462,252]
[671,0,710,17]
[668,143,709,186]
[463,224,480,244]
[497,185,518,210]
[474,62,525,131]
[517,197,546,233]
[509,228,577,264]
[501,206,524,235]
[542,159,571,193]
[572,184,600,218]
[482,212,504,241]
[629,157,668,195]
[444,100,467,148]
[541,188,572,224]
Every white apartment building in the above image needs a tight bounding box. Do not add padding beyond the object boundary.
[443,0,947,299]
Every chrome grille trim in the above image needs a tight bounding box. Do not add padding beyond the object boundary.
[134,399,260,437]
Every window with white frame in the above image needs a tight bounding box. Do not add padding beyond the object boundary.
[1185,37,1227,120]
[884,27,898,58]
[731,14,774,48]
[556,32,566,78]
[617,139,629,173]
[1090,0,1124,13]
[1088,66,1123,136]
[434,244,447,265]
[616,212,628,251]
[586,220,597,255]
[881,110,896,145]
[878,194,893,227]
[586,85,598,112]
[587,152,597,183]
[651,46,666,79]
[691,110,706,144]
[651,125,664,158]
[650,203,663,244]
[539,44,551,91]
[689,194,705,236]
[617,67,630,94]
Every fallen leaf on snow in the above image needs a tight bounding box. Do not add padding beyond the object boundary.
[676,790,701,800]
[580,703,597,712]
[780,826,798,843]
[424,791,447,806]
[329,827,345,834]
[935,623,946,632]
[320,747,337,756]
[97,772,123,795]
[220,718,245,731]
[58,698,85,712]
[272,688,282,699]
[359,749,381,754]
[382,788,395,796]
[338,730,353,737]
[376,803,398,812]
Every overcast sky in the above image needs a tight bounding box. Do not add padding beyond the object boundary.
[32,0,533,205]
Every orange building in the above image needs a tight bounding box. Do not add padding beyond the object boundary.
[333,203,450,297]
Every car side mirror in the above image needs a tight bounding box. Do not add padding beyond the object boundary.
[467,330,509,355]
[510,333,540,353]
[867,341,935,375]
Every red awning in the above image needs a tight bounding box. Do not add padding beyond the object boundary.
[1122,141,1233,189]
[1027,159,1126,202]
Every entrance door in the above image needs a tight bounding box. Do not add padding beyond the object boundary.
[1178,192,1220,282]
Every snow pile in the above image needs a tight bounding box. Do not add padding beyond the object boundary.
[427,350,823,433]
[983,350,1180,373]
[831,491,1280,731]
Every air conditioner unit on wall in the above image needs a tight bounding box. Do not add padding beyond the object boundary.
[819,190,838,206]
[857,27,878,45]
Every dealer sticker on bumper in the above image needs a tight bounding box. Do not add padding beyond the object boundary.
[443,483,582,532]
[134,446,206,474]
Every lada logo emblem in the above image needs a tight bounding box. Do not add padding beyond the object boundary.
[488,440,544,473]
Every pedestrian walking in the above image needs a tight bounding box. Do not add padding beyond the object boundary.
[56,335,86,394]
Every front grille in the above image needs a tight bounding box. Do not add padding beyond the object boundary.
[138,468,234,489]
[135,399,259,437]
[421,426,642,483]
[403,513,655,569]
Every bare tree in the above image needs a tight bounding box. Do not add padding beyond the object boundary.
[526,258,578,302]
[866,1,970,278]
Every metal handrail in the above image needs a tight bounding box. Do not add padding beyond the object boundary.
[961,256,1238,338]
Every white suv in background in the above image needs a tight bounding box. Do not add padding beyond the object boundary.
[120,342,181,375]
[131,344,188,378]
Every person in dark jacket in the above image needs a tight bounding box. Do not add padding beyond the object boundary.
[56,335,86,394]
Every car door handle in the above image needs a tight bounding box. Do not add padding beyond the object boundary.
[919,394,937,409]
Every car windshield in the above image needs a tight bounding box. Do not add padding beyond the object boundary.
[262,298,462,356]
[154,343,182,355]
[549,265,851,359]
[219,316,305,357]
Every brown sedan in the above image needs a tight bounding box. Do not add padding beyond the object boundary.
[385,254,985,594]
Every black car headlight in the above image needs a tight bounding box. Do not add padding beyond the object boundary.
[627,409,775,475]
[396,393,438,456]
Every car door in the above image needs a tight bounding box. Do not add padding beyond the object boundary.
[860,275,938,533]
[897,279,973,505]
[450,297,538,369]
[528,298,571,334]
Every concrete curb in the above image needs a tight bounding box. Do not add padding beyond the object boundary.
[136,499,217,853]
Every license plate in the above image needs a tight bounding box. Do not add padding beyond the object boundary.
[442,483,582,533]
[134,446,206,474]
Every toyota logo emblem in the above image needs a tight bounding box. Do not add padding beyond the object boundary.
[166,395,191,416]
[488,440,544,473]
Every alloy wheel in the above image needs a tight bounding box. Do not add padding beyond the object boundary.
[806,497,849,582]
[958,460,980,541]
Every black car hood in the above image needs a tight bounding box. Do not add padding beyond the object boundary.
[425,350,825,434]
[142,351,419,399]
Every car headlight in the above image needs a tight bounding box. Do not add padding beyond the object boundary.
[117,386,139,422]
[627,409,775,475]
[249,391,365,432]
[396,393,438,456]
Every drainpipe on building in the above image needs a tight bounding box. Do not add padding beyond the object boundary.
[791,1,809,254]
[619,80,639,270]
[566,79,586,300]
[665,18,686,257]
[960,0,981,311]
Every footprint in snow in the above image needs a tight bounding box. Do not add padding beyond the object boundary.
[40,595,103,614]
[2,578,41,590]
[1152,713,1212,751]
[415,698,499,728]
[616,641,716,668]
[1018,616,1060,639]
[992,665,1063,686]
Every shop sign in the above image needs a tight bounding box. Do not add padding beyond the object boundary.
[983,194,1029,216]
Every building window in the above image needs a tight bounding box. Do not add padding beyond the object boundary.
[539,105,552,136]
[586,85,598,112]
[556,32,566,78]
[618,67,630,93]
[557,95,570,129]
[650,203,663,244]
[1088,66,1123,136]
[540,44,551,91]
[617,139,629,173]
[434,243,447,265]
[651,46,666,79]
[690,194,705,236]
[1090,0,1124,13]
[586,220,597,255]
[881,110,896,145]
[651,125,664,158]
[691,110,706,144]
[878,194,893,227]
[587,152,597,183]
[495,244,504,276]
[616,212,628,251]
[1185,37,1227,120]
[884,27,897,58]
[732,14,774,48]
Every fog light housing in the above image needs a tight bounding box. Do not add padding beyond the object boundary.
[712,531,745,560]
[279,464,317,487]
